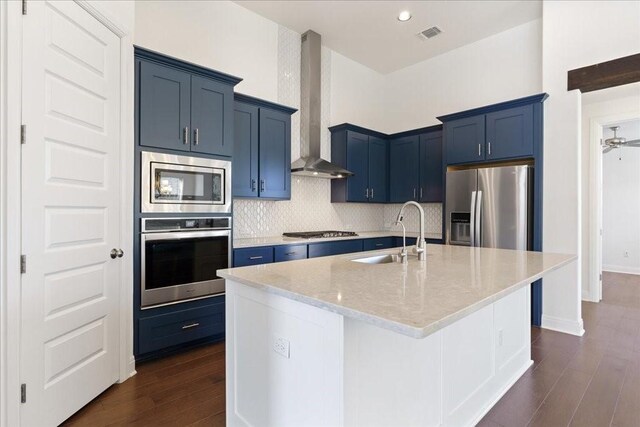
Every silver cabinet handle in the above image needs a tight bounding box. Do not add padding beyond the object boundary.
[413,188,416,199]
[260,179,265,192]
[370,188,374,199]
[194,128,199,145]
[183,126,189,145]
[249,256,263,260]
[182,323,200,330]
[375,243,383,247]
[478,143,481,156]
[285,252,296,256]
[488,142,491,156]
[420,187,423,200]
[251,179,257,192]
[365,188,369,199]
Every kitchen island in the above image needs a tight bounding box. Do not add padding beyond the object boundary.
[218,244,575,427]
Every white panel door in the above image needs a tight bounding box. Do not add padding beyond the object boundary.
[20,1,122,425]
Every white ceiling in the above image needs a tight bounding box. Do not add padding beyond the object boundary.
[235,1,542,74]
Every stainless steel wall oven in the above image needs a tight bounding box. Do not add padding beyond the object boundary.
[141,217,231,308]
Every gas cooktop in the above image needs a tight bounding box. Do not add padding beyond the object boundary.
[283,231,359,239]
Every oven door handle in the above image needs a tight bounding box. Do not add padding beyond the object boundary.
[142,230,231,242]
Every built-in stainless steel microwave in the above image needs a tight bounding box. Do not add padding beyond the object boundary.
[141,151,231,213]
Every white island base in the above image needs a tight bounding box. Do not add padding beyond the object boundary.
[225,279,531,427]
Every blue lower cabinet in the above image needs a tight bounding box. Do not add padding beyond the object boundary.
[138,297,225,355]
[233,246,274,267]
[274,244,308,262]
[308,239,364,258]
[363,237,394,251]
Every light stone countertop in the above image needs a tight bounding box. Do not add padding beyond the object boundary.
[218,245,576,339]
[233,230,443,248]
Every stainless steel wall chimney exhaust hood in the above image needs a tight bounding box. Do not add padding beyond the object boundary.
[291,30,354,179]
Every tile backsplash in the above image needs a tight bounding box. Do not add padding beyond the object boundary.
[233,176,442,238]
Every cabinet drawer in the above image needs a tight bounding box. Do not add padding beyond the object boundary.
[233,247,274,267]
[363,237,394,251]
[274,244,308,262]
[308,240,363,258]
[138,298,225,355]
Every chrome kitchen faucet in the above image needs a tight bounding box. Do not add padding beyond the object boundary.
[395,201,427,261]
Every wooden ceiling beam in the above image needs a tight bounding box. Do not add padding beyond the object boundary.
[567,53,640,93]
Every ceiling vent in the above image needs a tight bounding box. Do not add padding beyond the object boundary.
[418,26,442,40]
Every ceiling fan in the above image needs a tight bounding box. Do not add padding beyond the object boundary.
[602,126,640,153]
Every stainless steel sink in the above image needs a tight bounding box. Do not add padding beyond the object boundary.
[351,254,403,264]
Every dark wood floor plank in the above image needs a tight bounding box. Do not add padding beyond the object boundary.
[611,357,640,427]
[569,355,629,427]
[527,368,592,427]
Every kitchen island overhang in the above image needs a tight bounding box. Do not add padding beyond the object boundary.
[219,245,575,427]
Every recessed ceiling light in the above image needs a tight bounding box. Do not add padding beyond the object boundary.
[398,11,412,22]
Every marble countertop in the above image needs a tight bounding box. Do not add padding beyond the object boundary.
[233,230,443,248]
[218,245,575,338]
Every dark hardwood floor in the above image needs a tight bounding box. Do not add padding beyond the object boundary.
[65,272,640,426]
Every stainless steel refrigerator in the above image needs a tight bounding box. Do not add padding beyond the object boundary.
[446,165,533,250]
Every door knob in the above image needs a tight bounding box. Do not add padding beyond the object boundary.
[110,249,124,259]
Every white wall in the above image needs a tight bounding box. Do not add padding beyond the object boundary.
[581,90,640,300]
[135,1,279,101]
[383,19,542,133]
[541,0,640,334]
[330,51,386,131]
[602,120,640,275]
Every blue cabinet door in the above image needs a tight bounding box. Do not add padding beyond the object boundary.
[389,135,420,203]
[233,247,274,267]
[419,131,444,202]
[445,115,485,165]
[139,60,191,151]
[274,245,308,262]
[485,105,533,161]
[308,240,363,258]
[346,131,370,202]
[368,137,388,203]
[190,76,234,156]
[233,102,259,197]
[258,108,291,199]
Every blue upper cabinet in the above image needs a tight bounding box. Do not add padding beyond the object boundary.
[444,115,485,165]
[485,105,534,161]
[135,47,242,156]
[233,101,259,197]
[368,136,388,202]
[389,135,420,203]
[346,131,370,202]
[233,94,296,200]
[259,108,292,199]
[438,94,548,167]
[330,124,389,203]
[190,76,234,157]
[139,60,191,152]
[419,130,443,203]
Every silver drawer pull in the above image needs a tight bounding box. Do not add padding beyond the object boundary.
[249,256,263,260]
[194,128,199,145]
[285,252,296,256]
[182,322,200,330]
[375,243,383,247]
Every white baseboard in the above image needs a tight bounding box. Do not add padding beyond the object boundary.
[541,315,585,336]
[602,265,640,276]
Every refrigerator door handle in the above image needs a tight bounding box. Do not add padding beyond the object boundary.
[475,190,483,247]
[470,191,477,247]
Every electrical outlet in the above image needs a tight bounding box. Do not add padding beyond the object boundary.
[624,251,629,258]
[273,335,290,359]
